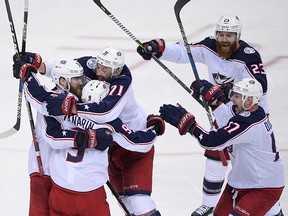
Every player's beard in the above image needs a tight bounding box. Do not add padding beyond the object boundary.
[70,85,83,99]
[216,40,237,59]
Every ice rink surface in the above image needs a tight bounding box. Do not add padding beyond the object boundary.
[0,0,287,215]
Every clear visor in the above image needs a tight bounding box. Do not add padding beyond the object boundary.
[228,90,242,100]
[96,63,113,73]
[69,75,87,87]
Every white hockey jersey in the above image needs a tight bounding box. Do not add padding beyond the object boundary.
[161,37,270,114]
[24,74,157,192]
[192,104,285,189]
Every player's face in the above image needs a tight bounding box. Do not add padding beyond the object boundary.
[70,76,85,98]
[216,32,238,59]
[230,92,243,114]
[96,64,113,81]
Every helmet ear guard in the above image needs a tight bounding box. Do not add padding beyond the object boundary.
[231,78,263,110]
[215,15,242,40]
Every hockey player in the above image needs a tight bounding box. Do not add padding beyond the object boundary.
[17,47,163,216]
[136,15,283,215]
[12,53,52,216]
[159,78,285,216]
[43,79,164,216]
[13,58,164,215]
[12,58,113,215]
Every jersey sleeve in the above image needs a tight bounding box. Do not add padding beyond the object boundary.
[237,42,268,94]
[161,42,190,63]
[24,74,52,115]
[40,60,54,78]
[161,37,214,64]
[191,114,253,151]
[43,115,76,149]
[75,56,98,80]
[104,118,156,153]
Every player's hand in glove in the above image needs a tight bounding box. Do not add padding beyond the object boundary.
[159,104,196,135]
[137,39,165,60]
[46,93,77,116]
[191,79,225,110]
[147,114,165,136]
[13,60,37,82]
[13,52,42,69]
[75,128,113,151]
[220,83,234,104]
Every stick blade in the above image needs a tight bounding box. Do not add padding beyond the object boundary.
[0,127,18,139]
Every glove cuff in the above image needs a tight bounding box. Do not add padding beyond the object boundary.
[147,115,165,136]
[177,112,195,135]
[87,129,97,148]
[154,38,165,52]
[19,63,37,82]
[61,95,76,116]
[74,130,86,148]
[33,53,42,69]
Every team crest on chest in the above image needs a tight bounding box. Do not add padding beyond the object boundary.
[239,111,251,117]
[213,72,234,85]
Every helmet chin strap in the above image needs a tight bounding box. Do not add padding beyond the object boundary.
[58,82,70,93]
[242,96,255,110]
[111,67,122,79]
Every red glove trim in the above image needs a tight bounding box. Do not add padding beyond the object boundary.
[87,129,97,148]
[205,85,220,101]
[33,53,42,69]
[19,63,35,82]
[61,95,76,116]
[154,39,165,52]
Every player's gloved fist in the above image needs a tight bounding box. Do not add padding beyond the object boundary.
[13,52,42,69]
[46,93,76,116]
[220,83,233,104]
[147,114,165,136]
[94,128,113,150]
[191,80,225,110]
[137,39,165,60]
[159,104,196,135]
[13,60,37,82]
[74,128,113,151]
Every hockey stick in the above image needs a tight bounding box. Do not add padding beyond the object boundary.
[174,0,227,166]
[4,0,44,175]
[106,181,132,216]
[92,0,204,107]
[0,0,24,138]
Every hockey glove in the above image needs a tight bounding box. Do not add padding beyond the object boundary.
[191,80,225,110]
[220,83,233,104]
[74,128,113,150]
[147,114,165,136]
[13,52,42,69]
[46,93,77,116]
[159,104,196,135]
[137,39,165,60]
[13,60,37,82]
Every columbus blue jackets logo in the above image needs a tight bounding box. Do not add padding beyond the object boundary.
[212,73,234,85]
